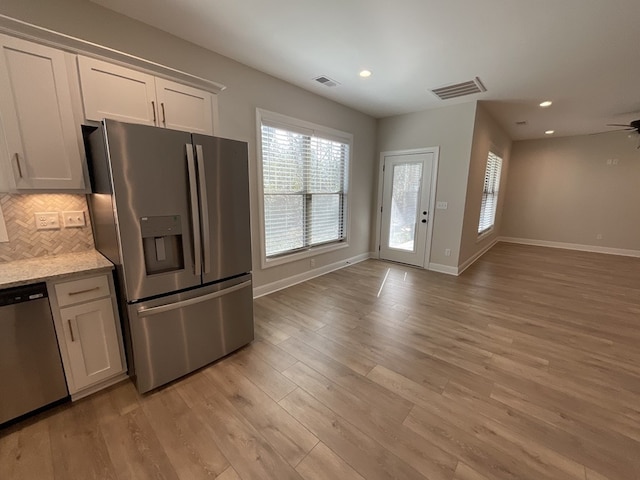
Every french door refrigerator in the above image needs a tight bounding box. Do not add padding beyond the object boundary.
[86,119,254,393]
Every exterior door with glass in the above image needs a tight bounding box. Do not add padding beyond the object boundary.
[379,152,434,267]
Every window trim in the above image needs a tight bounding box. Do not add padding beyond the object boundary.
[256,108,353,269]
[477,150,503,241]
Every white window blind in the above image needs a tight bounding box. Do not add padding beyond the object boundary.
[478,152,503,235]
[260,118,349,258]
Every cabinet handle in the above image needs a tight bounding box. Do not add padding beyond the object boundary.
[68,286,100,296]
[14,153,23,178]
[161,102,166,125]
[67,320,76,342]
[151,100,157,124]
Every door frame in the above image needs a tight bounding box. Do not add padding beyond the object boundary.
[375,147,439,268]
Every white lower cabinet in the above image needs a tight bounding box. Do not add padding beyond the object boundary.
[49,272,127,399]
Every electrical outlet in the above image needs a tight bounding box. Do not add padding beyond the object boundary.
[596,233,603,240]
[63,211,86,228]
[445,248,451,257]
[310,258,316,268]
[436,201,448,210]
[35,212,60,230]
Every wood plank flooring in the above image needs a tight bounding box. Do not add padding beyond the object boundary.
[2,242,640,480]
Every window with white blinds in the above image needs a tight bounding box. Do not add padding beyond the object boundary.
[259,112,350,259]
[478,151,503,235]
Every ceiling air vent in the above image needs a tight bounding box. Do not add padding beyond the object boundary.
[430,77,486,100]
[314,75,340,88]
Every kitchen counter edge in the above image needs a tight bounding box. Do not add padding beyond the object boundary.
[0,250,114,289]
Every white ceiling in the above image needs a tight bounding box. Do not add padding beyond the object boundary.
[91,0,640,140]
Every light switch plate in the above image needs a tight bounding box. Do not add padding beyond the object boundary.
[63,211,86,228]
[35,212,60,230]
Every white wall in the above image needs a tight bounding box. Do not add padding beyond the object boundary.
[502,131,640,254]
[0,0,378,288]
[458,103,512,268]
[377,102,477,268]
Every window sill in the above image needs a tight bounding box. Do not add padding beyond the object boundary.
[476,228,494,243]
[261,241,349,269]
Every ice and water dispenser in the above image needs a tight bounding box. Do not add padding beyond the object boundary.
[140,216,185,275]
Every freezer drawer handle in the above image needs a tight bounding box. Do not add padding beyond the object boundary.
[195,144,211,274]
[186,144,202,276]
[136,280,251,317]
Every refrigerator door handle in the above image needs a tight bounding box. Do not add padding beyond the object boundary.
[195,144,211,274]
[186,144,202,277]
[136,280,252,317]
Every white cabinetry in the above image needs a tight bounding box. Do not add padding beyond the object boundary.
[78,56,216,135]
[49,272,126,398]
[0,35,85,190]
[154,77,215,134]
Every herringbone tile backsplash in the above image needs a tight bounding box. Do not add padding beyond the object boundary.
[0,194,95,263]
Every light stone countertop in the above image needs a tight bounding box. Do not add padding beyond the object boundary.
[0,250,114,289]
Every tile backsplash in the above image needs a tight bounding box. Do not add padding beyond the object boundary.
[0,193,95,263]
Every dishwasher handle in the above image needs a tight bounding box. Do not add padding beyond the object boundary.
[0,282,48,307]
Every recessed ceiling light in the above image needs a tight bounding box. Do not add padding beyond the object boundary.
[359,70,372,78]
[540,101,553,108]
[545,130,555,135]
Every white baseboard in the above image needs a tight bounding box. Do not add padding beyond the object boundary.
[253,252,373,298]
[499,237,640,258]
[427,263,459,276]
[458,237,500,275]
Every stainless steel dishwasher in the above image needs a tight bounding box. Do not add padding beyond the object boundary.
[0,282,69,425]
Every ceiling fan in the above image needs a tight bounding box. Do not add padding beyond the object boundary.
[592,119,640,148]
[605,119,640,134]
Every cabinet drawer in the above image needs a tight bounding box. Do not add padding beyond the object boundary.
[54,274,110,307]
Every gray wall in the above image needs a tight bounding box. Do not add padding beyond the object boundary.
[459,103,512,267]
[0,0,378,288]
[377,102,477,268]
[502,131,640,253]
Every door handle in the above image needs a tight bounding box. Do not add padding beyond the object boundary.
[195,145,211,274]
[14,153,23,178]
[186,144,202,276]
[161,102,166,126]
[151,101,157,124]
[67,319,75,342]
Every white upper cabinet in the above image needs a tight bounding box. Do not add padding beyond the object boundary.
[77,56,157,126]
[78,56,215,135]
[0,35,85,190]
[155,77,214,134]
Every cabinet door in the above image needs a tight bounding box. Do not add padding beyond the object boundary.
[77,56,157,126]
[60,297,124,391]
[0,35,85,190]
[155,77,214,135]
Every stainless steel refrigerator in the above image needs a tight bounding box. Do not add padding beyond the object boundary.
[85,120,254,393]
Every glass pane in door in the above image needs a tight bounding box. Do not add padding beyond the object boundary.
[389,162,422,251]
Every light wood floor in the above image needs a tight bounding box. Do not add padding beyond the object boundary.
[2,243,640,480]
